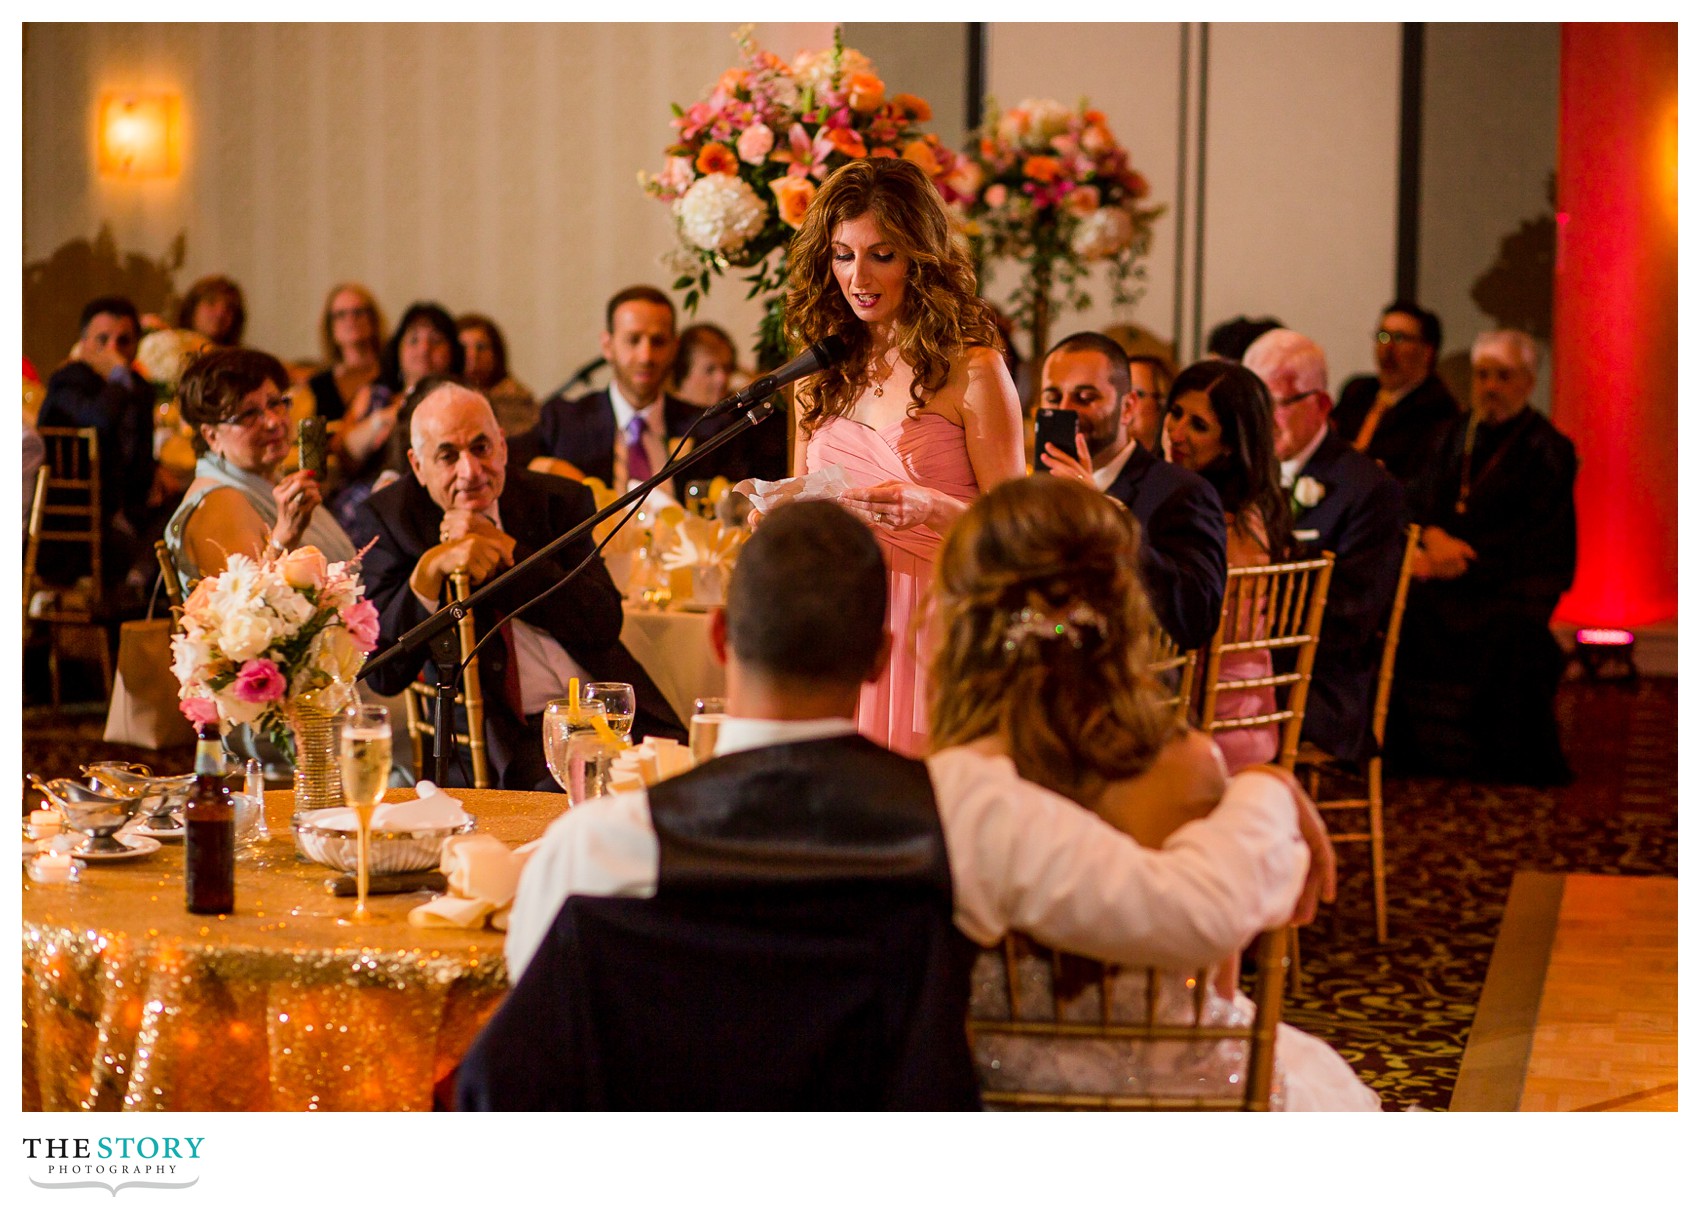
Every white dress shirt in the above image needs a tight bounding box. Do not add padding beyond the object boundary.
[1279,422,1329,489]
[504,717,1307,982]
[607,380,670,495]
[1091,439,1140,491]
[413,503,591,717]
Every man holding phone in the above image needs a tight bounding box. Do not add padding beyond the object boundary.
[1036,332,1227,651]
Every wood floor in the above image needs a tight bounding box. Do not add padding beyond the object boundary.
[1453,872,1678,1111]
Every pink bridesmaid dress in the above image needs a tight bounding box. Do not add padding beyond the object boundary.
[806,412,979,758]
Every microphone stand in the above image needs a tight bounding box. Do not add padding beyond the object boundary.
[359,394,781,787]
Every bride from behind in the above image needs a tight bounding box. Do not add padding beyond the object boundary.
[786,157,1023,757]
[928,475,1379,1111]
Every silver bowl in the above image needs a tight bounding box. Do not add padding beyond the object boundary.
[31,776,144,855]
[291,810,476,875]
[84,762,197,830]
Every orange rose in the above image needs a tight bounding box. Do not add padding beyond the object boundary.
[770,176,818,228]
[901,139,943,177]
[889,93,932,123]
[695,142,738,176]
[1080,123,1114,155]
[824,127,868,159]
[870,146,899,159]
[1023,155,1064,184]
[846,72,885,114]
[979,136,1000,159]
[1062,185,1100,216]
[717,68,749,96]
[1083,109,1107,125]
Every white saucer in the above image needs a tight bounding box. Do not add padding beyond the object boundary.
[79,834,163,862]
[130,821,185,841]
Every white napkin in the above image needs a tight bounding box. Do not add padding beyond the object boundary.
[308,781,470,832]
[658,513,746,571]
[732,464,853,513]
[408,835,538,931]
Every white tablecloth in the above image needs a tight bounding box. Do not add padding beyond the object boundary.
[620,606,723,722]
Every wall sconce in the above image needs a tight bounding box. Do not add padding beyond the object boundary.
[97,93,182,178]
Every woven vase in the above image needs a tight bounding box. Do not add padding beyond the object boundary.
[288,699,345,812]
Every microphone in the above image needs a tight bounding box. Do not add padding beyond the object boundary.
[703,333,852,418]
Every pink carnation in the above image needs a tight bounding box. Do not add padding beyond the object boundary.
[341,599,381,652]
[736,122,774,164]
[180,696,221,726]
[231,658,287,704]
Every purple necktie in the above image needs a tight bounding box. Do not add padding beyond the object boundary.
[625,414,652,485]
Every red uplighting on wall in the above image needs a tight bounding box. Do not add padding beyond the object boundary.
[1550,23,1678,628]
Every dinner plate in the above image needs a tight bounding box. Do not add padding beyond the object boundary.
[79,834,163,862]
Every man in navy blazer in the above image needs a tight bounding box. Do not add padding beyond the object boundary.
[508,285,784,497]
[353,384,684,791]
[1244,330,1407,764]
[1037,333,1227,652]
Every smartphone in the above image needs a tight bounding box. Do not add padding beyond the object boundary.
[1033,408,1080,473]
[298,417,328,478]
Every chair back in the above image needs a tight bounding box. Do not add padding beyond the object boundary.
[402,571,491,788]
[33,426,104,592]
[1198,553,1335,770]
[153,540,186,610]
[1145,627,1199,723]
[457,885,979,1111]
[1368,525,1422,749]
[967,927,1290,1111]
[23,465,50,628]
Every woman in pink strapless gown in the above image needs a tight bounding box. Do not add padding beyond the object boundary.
[1162,360,1297,773]
[781,159,1024,757]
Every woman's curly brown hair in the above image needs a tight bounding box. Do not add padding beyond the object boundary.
[927,476,1181,805]
[784,158,1002,434]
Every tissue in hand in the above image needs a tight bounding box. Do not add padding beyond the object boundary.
[731,464,854,514]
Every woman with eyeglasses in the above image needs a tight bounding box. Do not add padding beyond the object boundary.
[165,347,355,583]
[306,283,386,422]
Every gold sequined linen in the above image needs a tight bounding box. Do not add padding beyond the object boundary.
[22,788,566,1111]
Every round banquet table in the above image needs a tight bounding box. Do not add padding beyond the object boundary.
[620,604,725,721]
[21,787,568,1112]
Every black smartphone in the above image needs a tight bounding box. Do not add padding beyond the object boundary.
[1033,408,1080,473]
[298,416,328,478]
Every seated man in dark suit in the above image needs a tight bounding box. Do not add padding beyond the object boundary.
[36,295,160,596]
[352,384,684,791]
[1389,330,1576,786]
[1036,332,1227,651]
[468,499,1333,1109]
[1244,329,1408,765]
[509,285,783,498]
[1332,300,1460,490]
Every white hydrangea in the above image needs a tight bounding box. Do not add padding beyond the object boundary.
[792,47,871,96]
[1022,98,1075,145]
[1070,205,1135,260]
[675,174,768,254]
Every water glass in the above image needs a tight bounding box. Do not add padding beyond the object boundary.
[564,729,621,806]
[544,699,608,793]
[690,696,726,766]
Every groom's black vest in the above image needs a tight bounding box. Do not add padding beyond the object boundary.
[457,735,980,1110]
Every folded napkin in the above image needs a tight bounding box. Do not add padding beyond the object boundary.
[407,835,539,931]
[308,781,470,832]
[732,463,852,514]
[658,513,747,571]
[608,737,695,794]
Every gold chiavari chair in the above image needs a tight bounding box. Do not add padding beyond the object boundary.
[1295,525,1421,945]
[1197,553,1336,772]
[967,928,1290,1111]
[403,571,492,789]
[153,540,186,611]
[26,427,113,705]
[1145,627,1199,723]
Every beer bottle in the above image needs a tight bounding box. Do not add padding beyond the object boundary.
[184,721,236,915]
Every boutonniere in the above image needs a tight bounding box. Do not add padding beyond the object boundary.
[1291,475,1326,511]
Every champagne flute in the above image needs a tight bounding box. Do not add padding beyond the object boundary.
[339,704,391,923]
[583,682,637,743]
[690,696,726,765]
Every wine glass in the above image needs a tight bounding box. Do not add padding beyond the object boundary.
[690,696,726,765]
[339,704,392,923]
[583,682,637,743]
[544,698,607,793]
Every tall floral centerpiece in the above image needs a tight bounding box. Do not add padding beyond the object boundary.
[959,98,1164,366]
[171,546,381,809]
[643,26,960,371]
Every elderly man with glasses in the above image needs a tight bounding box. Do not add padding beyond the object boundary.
[1242,329,1407,766]
[1332,300,1461,489]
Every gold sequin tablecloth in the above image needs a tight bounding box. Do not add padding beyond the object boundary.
[22,787,568,1112]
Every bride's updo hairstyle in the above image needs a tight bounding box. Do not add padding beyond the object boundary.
[927,475,1180,804]
[785,157,1002,433]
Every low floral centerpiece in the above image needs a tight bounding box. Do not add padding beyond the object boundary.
[171,545,380,808]
[643,25,959,369]
[959,98,1164,360]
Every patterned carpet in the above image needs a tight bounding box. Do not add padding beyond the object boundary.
[1280,676,1678,1110]
[20,678,1677,1112]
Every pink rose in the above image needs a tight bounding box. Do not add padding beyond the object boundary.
[341,599,381,652]
[736,123,775,165]
[231,658,287,704]
[180,696,221,726]
[984,183,1009,209]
